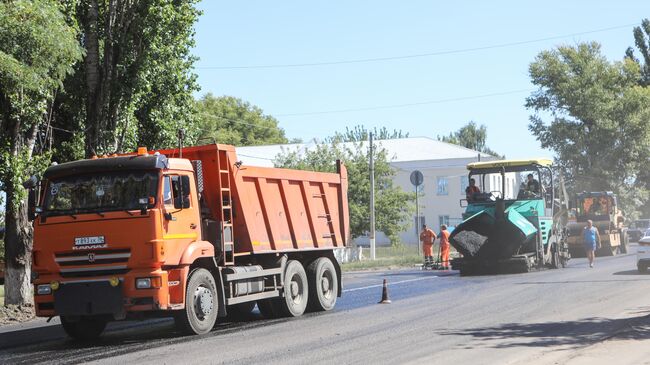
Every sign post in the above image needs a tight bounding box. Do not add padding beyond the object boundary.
[410,170,424,255]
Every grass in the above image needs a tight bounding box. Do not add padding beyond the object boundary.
[341,245,423,271]
[0,285,4,306]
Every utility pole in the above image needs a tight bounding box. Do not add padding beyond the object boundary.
[369,132,376,260]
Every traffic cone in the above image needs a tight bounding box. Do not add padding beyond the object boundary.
[378,278,391,304]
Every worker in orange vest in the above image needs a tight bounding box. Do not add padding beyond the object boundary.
[439,224,451,270]
[420,224,437,268]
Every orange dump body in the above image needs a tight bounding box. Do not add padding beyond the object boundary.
[157,144,350,254]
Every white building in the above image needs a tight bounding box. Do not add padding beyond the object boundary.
[235,136,517,245]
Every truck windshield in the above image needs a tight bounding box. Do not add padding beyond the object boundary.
[576,197,611,218]
[43,172,159,216]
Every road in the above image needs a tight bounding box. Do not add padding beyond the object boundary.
[1,244,650,365]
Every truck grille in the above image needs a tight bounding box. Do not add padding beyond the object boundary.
[55,249,131,278]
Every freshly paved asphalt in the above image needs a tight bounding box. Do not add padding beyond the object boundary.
[1,244,649,364]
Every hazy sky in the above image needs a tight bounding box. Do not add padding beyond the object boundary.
[192,1,649,159]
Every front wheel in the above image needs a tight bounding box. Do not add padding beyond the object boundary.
[61,316,107,340]
[639,263,648,273]
[174,268,219,335]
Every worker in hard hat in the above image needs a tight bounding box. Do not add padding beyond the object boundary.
[439,224,451,270]
[420,224,437,268]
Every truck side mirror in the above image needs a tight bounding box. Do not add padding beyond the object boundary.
[28,188,38,221]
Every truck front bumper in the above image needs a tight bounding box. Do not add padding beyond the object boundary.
[34,268,173,318]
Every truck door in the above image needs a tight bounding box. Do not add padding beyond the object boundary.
[162,174,200,244]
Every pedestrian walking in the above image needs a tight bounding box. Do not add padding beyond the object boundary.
[420,224,437,268]
[583,219,601,268]
[439,224,451,270]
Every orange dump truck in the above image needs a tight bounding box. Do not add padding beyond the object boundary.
[29,144,349,338]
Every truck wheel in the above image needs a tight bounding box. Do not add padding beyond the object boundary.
[174,268,218,335]
[61,316,107,340]
[307,257,338,311]
[638,263,648,273]
[620,231,629,254]
[279,260,309,317]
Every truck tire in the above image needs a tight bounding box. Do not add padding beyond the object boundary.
[279,260,309,317]
[174,268,218,335]
[620,231,629,254]
[307,257,338,311]
[61,316,107,340]
[639,263,648,273]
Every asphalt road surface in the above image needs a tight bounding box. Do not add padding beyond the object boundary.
[1,244,650,365]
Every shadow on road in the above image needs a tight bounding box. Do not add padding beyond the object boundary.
[613,270,649,276]
[439,312,650,349]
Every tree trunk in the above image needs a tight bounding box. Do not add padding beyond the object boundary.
[4,184,33,306]
[84,0,101,158]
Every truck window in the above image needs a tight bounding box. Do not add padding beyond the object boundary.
[163,176,173,206]
[169,175,191,209]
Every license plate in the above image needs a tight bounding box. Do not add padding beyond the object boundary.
[74,236,105,246]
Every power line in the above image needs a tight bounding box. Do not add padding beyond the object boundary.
[196,23,637,70]
[275,89,533,117]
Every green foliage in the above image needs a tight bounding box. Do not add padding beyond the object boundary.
[625,18,650,86]
[438,121,503,157]
[0,0,83,201]
[526,42,650,216]
[274,138,414,246]
[195,94,289,146]
[330,125,409,143]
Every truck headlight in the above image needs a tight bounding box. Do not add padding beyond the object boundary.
[136,278,152,289]
[37,284,52,295]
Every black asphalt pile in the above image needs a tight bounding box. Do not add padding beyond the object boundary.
[451,230,488,257]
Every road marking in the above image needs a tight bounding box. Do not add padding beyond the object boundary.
[343,276,438,293]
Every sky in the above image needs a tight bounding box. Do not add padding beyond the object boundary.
[192,1,650,159]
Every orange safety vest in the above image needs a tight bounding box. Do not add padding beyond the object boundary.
[420,228,437,244]
[440,229,450,247]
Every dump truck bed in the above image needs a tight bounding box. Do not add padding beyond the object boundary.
[156,144,349,254]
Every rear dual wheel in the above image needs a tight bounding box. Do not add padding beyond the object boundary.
[307,257,338,311]
[258,260,309,318]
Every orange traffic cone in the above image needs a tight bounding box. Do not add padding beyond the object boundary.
[378,278,391,304]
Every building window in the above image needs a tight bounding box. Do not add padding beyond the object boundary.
[439,215,450,228]
[437,177,448,195]
[460,176,469,196]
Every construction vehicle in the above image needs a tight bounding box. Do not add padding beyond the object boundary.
[28,143,349,339]
[565,192,628,257]
[450,159,570,275]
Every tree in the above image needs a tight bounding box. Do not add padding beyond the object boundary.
[274,139,414,246]
[625,18,650,86]
[331,125,409,143]
[195,94,289,146]
[526,42,650,215]
[438,121,502,157]
[0,0,83,305]
[65,0,201,156]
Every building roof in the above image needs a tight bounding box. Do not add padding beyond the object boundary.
[235,136,494,167]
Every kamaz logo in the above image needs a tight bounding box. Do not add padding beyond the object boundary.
[88,253,96,263]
